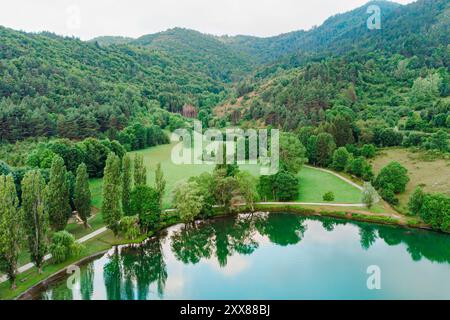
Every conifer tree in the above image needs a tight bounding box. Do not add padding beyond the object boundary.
[102,153,122,235]
[134,154,147,187]
[74,163,91,228]
[21,170,49,274]
[155,162,166,208]
[122,155,132,215]
[47,156,72,231]
[0,175,22,288]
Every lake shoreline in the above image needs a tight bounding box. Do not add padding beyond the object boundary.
[13,203,442,300]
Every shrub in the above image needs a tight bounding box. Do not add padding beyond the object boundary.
[419,194,450,232]
[408,187,425,215]
[323,192,335,202]
[361,182,380,209]
[360,144,376,158]
[379,184,399,205]
[375,162,409,194]
[119,215,141,240]
[331,147,351,171]
[49,231,83,264]
[347,157,374,181]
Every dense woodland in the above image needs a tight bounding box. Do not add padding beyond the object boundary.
[0,0,449,289]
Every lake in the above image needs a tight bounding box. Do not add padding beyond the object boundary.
[27,213,450,300]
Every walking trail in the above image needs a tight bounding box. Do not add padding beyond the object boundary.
[0,166,396,284]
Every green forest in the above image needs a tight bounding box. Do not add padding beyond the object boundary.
[0,0,449,298]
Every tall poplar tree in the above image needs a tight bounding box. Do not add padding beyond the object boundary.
[21,170,49,274]
[74,163,91,228]
[122,155,132,215]
[134,154,147,187]
[102,153,122,235]
[0,174,22,288]
[155,163,166,208]
[47,156,72,231]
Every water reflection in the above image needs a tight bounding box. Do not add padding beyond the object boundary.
[35,213,450,300]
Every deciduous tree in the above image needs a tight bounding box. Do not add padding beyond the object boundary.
[0,175,22,288]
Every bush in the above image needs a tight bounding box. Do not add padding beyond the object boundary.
[119,216,141,240]
[408,187,425,215]
[375,162,409,194]
[360,144,376,158]
[331,147,351,171]
[347,157,374,181]
[379,185,399,205]
[419,194,450,232]
[361,182,379,208]
[323,192,335,202]
[49,231,83,264]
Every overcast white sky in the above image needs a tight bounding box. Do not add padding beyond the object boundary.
[0,0,415,40]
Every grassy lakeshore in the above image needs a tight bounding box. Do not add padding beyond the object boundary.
[1,202,431,300]
[89,143,363,209]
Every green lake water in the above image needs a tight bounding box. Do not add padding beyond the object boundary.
[31,213,450,300]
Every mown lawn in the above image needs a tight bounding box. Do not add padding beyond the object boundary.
[297,167,361,204]
[89,143,362,209]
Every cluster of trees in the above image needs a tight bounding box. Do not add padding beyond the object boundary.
[173,164,258,224]
[0,26,226,143]
[116,122,169,152]
[0,156,94,288]
[26,137,125,178]
[408,187,450,233]
[101,153,167,237]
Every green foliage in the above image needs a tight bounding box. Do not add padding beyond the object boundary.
[272,170,299,201]
[279,133,306,174]
[74,163,91,227]
[212,168,239,210]
[307,133,336,167]
[49,231,83,264]
[419,194,450,232]
[408,187,425,216]
[133,154,147,187]
[331,147,351,171]
[428,130,449,152]
[121,155,132,216]
[375,162,410,194]
[360,144,376,159]
[130,186,161,231]
[361,182,379,209]
[118,215,141,240]
[322,192,335,202]
[0,27,226,143]
[0,174,21,287]
[102,153,122,236]
[379,184,399,205]
[21,170,49,272]
[347,157,374,181]
[188,172,215,218]
[236,171,259,211]
[173,181,204,223]
[155,163,166,208]
[46,156,71,231]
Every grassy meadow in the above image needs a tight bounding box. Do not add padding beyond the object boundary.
[89,143,362,209]
[370,148,450,212]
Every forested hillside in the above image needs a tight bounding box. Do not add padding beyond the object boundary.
[0,0,448,146]
[0,27,226,142]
